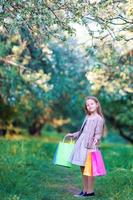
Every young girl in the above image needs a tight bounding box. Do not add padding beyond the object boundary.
[66,96,106,197]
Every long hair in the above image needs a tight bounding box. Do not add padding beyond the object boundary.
[85,96,107,137]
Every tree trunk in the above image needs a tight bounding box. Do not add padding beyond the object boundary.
[105,115,133,144]
[117,126,133,144]
[29,121,44,136]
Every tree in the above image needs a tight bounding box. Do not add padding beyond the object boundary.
[0,33,90,135]
[85,43,133,143]
[0,0,132,141]
[0,33,53,135]
[0,0,132,43]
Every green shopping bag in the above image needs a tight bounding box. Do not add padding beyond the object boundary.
[53,136,75,167]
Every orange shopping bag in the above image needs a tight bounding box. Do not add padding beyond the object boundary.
[83,152,93,176]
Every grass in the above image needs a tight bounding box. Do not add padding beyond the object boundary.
[0,134,133,200]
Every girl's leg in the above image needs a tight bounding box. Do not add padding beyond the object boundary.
[87,176,95,193]
[80,166,88,193]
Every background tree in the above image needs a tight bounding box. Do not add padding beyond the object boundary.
[85,43,133,142]
[0,0,132,142]
[0,0,132,42]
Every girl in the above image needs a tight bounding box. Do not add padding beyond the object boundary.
[66,96,106,197]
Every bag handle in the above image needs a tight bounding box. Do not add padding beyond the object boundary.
[92,145,100,151]
[62,135,74,143]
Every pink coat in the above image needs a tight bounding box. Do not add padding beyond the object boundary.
[72,114,104,149]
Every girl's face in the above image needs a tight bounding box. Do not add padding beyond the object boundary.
[86,99,98,114]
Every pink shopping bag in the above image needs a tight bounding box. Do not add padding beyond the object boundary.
[91,150,106,176]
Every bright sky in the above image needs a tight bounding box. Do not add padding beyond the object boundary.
[71,22,103,46]
[71,22,133,54]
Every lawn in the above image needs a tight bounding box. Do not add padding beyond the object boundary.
[0,134,133,200]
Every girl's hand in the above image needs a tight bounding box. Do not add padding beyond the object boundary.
[65,133,74,138]
[93,139,100,147]
[95,141,100,146]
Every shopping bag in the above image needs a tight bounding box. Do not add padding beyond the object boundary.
[83,152,93,176]
[83,149,106,176]
[53,136,75,167]
[92,150,106,176]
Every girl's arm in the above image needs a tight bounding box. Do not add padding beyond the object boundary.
[66,116,87,139]
[71,131,81,139]
[93,117,104,145]
[66,131,81,139]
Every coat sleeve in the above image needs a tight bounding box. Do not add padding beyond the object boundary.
[93,117,104,142]
[72,131,81,139]
[72,116,87,139]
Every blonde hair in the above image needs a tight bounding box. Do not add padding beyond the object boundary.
[85,96,107,137]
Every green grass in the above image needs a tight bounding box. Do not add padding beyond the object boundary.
[0,135,133,200]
